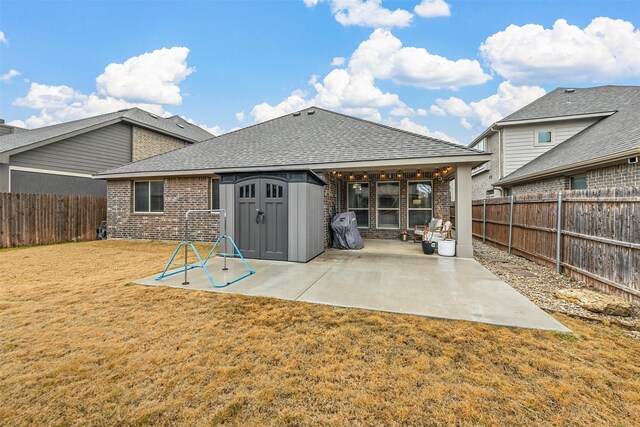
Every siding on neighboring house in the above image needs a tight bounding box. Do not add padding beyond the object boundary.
[132,126,189,161]
[502,118,599,175]
[10,170,107,196]
[10,122,133,174]
[471,131,501,200]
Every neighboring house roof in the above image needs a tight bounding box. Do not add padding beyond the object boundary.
[497,86,640,186]
[0,108,214,156]
[95,107,488,178]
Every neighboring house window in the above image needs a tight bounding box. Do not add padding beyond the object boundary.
[537,130,553,144]
[134,180,164,213]
[376,182,400,229]
[486,189,495,197]
[407,180,433,228]
[211,179,220,209]
[347,182,369,228]
[570,175,587,190]
[476,139,485,151]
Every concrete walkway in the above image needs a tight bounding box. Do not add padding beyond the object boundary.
[134,240,569,332]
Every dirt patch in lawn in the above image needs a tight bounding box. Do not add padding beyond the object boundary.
[1,240,639,426]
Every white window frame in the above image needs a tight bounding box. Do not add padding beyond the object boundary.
[535,129,554,147]
[407,180,433,229]
[133,180,164,214]
[376,181,400,229]
[347,181,370,228]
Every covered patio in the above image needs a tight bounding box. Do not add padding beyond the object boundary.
[134,239,569,332]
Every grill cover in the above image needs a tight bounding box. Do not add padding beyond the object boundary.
[331,212,364,249]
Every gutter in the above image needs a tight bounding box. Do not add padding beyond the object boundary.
[495,148,640,187]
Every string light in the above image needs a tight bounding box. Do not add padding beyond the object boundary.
[363,171,368,180]
[349,172,355,180]
[397,170,403,179]
[416,169,422,178]
[380,171,386,179]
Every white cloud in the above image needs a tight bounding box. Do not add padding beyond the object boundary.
[305,0,412,28]
[429,105,446,116]
[250,29,489,124]
[414,0,451,18]
[350,29,490,89]
[9,46,200,129]
[235,111,245,122]
[433,80,546,129]
[481,17,640,82]
[251,91,311,123]
[0,31,7,46]
[0,69,21,83]
[331,56,346,66]
[96,47,194,105]
[392,117,460,144]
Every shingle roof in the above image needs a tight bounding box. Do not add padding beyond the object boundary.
[497,86,640,185]
[96,107,486,177]
[499,86,629,123]
[0,108,214,155]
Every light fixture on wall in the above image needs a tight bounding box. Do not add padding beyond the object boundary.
[434,168,440,179]
[349,172,355,180]
[380,171,386,179]
[363,171,369,180]
[397,170,403,179]
[416,169,422,178]
[336,172,343,178]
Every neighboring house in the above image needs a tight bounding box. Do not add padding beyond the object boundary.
[94,107,489,261]
[0,119,27,136]
[0,108,214,196]
[469,86,640,199]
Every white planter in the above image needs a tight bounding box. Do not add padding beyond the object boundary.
[438,239,456,257]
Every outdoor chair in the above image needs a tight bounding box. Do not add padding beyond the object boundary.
[413,218,443,242]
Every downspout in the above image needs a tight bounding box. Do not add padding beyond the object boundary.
[490,125,504,197]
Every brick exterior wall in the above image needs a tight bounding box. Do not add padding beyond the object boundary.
[132,126,189,161]
[107,176,219,242]
[509,161,639,195]
[320,171,339,248]
[330,172,452,241]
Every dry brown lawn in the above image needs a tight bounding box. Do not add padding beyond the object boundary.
[1,241,639,426]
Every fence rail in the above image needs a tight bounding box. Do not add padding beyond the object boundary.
[0,193,107,248]
[471,187,639,304]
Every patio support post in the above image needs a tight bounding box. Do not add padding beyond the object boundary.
[454,164,473,258]
[556,192,563,274]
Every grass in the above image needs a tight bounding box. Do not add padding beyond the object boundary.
[1,240,639,426]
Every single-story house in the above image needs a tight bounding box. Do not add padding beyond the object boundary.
[469,85,640,199]
[0,108,214,196]
[95,107,490,261]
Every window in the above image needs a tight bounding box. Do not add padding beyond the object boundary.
[376,182,400,229]
[407,181,433,228]
[134,180,164,213]
[211,179,220,209]
[239,183,255,199]
[537,130,553,144]
[570,175,587,190]
[347,182,369,228]
[476,138,485,151]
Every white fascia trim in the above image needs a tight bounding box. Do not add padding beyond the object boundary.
[93,154,493,180]
[10,166,94,178]
[497,111,616,127]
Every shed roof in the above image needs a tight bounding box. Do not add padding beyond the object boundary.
[95,107,487,177]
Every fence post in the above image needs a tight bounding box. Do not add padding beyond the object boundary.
[482,199,486,243]
[556,192,563,274]
[508,195,514,254]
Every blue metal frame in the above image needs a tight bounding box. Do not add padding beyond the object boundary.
[155,209,255,288]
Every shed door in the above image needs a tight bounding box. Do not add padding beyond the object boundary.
[235,178,288,261]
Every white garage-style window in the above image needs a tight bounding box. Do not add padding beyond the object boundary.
[376,181,400,229]
[347,182,369,228]
[134,180,164,213]
[407,180,433,228]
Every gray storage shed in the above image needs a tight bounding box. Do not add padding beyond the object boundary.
[219,171,325,262]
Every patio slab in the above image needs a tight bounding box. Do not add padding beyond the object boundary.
[134,240,569,332]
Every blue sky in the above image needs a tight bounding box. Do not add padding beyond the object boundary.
[1,0,639,144]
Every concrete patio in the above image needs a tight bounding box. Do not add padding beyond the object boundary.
[134,239,569,332]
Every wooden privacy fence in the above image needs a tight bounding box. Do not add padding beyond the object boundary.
[472,187,639,304]
[0,193,107,248]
